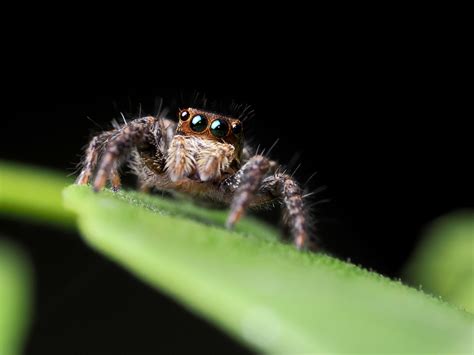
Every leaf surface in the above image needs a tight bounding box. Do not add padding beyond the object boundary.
[63,185,473,353]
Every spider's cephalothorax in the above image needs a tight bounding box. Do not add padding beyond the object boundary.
[166,108,244,184]
[76,107,312,249]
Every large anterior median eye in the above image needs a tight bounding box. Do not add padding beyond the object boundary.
[190,114,208,132]
[210,119,229,138]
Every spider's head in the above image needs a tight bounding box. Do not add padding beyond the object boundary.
[176,108,243,157]
[166,108,244,183]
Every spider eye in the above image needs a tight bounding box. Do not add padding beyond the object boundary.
[180,110,190,121]
[232,122,242,135]
[210,119,229,138]
[211,119,229,138]
[190,114,207,132]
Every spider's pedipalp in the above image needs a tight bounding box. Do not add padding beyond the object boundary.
[165,136,197,182]
[196,142,235,182]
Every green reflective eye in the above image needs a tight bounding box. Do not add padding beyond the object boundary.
[210,119,229,138]
[190,115,207,132]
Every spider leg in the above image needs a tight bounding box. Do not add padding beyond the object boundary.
[260,173,311,250]
[76,131,114,185]
[110,164,122,192]
[223,155,277,228]
[92,117,156,192]
[222,158,311,249]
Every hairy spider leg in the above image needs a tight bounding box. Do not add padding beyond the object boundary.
[222,156,310,249]
[76,131,114,186]
[92,117,156,192]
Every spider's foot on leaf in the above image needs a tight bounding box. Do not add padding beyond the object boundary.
[226,207,245,230]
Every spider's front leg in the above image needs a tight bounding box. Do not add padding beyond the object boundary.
[222,155,310,250]
[223,155,277,229]
[76,131,114,186]
[77,116,156,192]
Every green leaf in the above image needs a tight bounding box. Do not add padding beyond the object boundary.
[0,240,32,355]
[405,211,474,313]
[0,160,75,228]
[63,185,473,354]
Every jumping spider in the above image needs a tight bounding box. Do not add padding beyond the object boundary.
[77,108,312,249]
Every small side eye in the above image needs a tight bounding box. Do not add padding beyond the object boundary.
[190,114,208,132]
[232,122,242,135]
[210,119,229,138]
[180,110,190,121]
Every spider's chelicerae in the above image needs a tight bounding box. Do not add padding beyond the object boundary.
[76,108,313,250]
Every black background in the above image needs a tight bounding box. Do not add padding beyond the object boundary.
[1,20,471,354]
